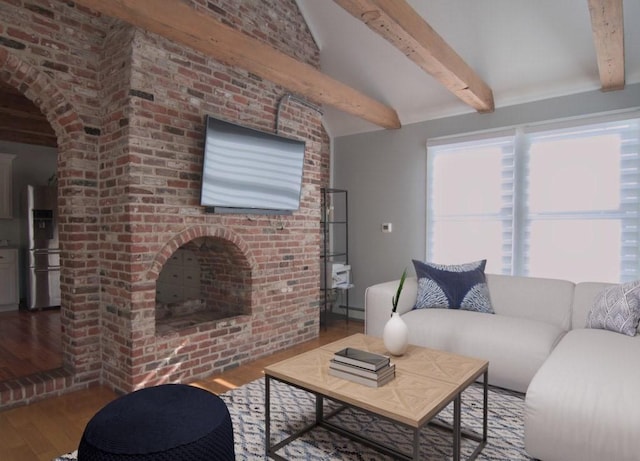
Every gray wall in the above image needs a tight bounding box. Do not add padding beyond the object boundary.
[334,83,640,312]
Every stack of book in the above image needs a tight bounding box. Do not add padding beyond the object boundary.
[329,347,395,387]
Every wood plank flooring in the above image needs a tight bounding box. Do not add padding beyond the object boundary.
[0,317,363,461]
[0,310,62,381]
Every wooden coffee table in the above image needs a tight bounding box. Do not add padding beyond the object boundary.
[264,333,489,460]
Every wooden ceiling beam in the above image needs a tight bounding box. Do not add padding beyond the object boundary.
[0,110,48,128]
[0,92,47,116]
[0,111,56,136]
[0,82,57,146]
[333,0,494,113]
[587,0,625,91]
[0,128,57,147]
[72,0,401,130]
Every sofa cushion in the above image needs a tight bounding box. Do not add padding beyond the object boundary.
[412,259,494,314]
[485,273,576,330]
[586,280,640,336]
[525,329,640,461]
[402,307,565,393]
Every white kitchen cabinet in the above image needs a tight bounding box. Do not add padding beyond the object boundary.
[0,248,19,311]
[0,153,16,219]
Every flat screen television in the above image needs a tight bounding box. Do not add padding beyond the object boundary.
[200,115,306,214]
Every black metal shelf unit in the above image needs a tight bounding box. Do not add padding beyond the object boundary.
[320,188,358,327]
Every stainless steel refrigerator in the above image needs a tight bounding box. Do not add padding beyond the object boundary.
[26,185,61,309]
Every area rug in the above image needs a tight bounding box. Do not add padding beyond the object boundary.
[55,378,533,460]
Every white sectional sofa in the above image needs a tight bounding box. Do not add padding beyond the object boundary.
[365,274,576,394]
[365,274,640,461]
[524,282,640,461]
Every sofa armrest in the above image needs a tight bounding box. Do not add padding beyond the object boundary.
[364,277,417,337]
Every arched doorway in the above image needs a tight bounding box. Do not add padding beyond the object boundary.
[0,48,100,408]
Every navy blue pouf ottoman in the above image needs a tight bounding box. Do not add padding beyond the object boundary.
[78,384,235,461]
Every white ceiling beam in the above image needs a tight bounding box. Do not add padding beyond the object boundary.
[73,0,401,130]
[334,0,494,113]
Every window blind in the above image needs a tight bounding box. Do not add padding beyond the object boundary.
[426,113,640,283]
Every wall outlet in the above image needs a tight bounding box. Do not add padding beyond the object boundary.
[382,223,392,233]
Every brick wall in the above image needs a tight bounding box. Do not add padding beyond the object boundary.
[0,0,329,408]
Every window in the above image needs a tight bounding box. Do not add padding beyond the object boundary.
[426,114,640,283]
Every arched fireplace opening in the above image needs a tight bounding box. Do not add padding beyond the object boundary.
[155,236,252,335]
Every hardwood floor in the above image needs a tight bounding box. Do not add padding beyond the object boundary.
[0,309,62,381]
[0,317,363,461]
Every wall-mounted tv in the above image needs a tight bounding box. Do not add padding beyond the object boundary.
[200,115,306,214]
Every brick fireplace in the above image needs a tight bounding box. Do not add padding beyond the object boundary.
[0,0,329,408]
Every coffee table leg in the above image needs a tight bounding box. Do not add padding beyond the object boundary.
[483,370,488,443]
[265,376,271,458]
[316,393,324,425]
[453,394,461,461]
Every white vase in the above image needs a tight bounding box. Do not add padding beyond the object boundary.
[383,312,409,356]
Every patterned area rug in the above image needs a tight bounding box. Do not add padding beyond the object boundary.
[55,378,533,460]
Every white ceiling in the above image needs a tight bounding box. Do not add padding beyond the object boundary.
[295,0,640,138]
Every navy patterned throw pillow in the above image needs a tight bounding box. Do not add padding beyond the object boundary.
[412,259,494,314]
